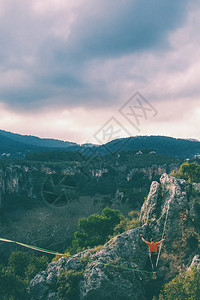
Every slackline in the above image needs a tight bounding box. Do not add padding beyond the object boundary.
[0,237,153,274]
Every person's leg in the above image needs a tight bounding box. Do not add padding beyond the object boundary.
[149,254,156,272]
[149,254,154,272]
[152,254,157,272]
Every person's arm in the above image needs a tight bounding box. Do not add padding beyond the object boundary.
[140,234,148,244]
[158,236,167,244]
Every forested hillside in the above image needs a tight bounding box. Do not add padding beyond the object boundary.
[1,129,200,158]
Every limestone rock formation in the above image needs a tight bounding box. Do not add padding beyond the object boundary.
[30,227,150,300]
[140,173,200,280]
[0,164,39,209]
[30,173,200,299]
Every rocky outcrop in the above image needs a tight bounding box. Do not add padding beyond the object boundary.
[127,163,179,181]
[30,227,150,300]
[0,164,42,209]
[140,173,200,280]
[29,173,200,300]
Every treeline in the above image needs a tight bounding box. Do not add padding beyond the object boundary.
[25,150,84,162]
[116,150,178,168]
[25,149,178,167]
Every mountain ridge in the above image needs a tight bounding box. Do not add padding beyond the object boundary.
[1,129,200,158]
[0,129,77,148]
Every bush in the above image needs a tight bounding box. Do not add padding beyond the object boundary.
[158,266,200,299]
[171,162,200,183]
[71,207,123,252]
[112,211,140,236]
[25,255,49,282]
[0,268,28,300]
[0,251,49,299]
[8,251,29,278]
[57,270,83,300]
[7,251,48,282]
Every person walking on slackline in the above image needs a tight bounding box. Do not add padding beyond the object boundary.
[140,234,167,274]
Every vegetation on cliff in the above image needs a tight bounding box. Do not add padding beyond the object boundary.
[171,161,200,183]
[70,207,123,253]
[156,266,200,300]
[0,251,48,299]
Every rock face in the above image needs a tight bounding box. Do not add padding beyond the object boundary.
[30,228,150,300]
[140,173,200,280]
[0,164,43,209]
[127,163,178,181]
[30,173,200,299]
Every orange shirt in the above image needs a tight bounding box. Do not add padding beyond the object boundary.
[147,242,160,253]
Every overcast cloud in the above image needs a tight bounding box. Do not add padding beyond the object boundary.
[0,0,199,142]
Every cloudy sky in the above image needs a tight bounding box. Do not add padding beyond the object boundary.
[0,0,199,144]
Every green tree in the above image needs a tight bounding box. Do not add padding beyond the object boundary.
[25,255,48,282]
[71,207,123,252]
[0,268,28,300]
[0,251,48,299]
[8,251,28,278]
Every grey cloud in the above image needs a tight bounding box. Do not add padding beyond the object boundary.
[0,0,190,111]
[65,0,188,59]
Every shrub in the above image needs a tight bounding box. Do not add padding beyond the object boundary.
[112,210,140,236]
[8,251,29,278]
[158,266,200,299]
[0,268,29,300]
[71,207,123,252]
[0,251,49,299]
[57,270,83,300]
[25,255,49,282]
[171,162,200,183]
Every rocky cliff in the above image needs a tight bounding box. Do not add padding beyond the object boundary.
[0,164,32,208]
[0,163,52,210]
[29,173,200,300]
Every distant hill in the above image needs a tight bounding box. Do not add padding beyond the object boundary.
[0,130,79,158]
[103,136,200,158]
[0,129,200,159]
[0,130,77,149]
[0,134,43,157]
